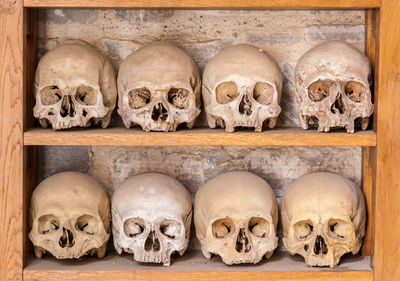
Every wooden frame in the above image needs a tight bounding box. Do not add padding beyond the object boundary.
[1,0,399,280]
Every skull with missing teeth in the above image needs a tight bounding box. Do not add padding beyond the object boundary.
[29,172,111,259]
[111,173,192,266]
[281,172,366,267]
[194,171,278,265]
[295,40,374,133]
[33,41,117,130]
[117,43,201,132]
[202,44,282,132]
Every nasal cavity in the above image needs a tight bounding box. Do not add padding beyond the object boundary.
[330,94,346,114]
[144,231,160,252]
[239,95,252,116]
[151,103,168,121]
[59,227,75,248]
[235,228,251,253]
[313,235,328,255]
[60,95,75,118]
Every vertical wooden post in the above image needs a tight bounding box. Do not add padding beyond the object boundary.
[374,0,400,280]
[0,0,24,280]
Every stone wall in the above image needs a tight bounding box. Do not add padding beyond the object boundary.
[36,9,366,252]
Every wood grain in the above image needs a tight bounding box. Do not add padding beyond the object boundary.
[23,0,380,8]
[0,0,24,281]
[23,127,377,147]
[374,0,400,280]
[23,270,373,281]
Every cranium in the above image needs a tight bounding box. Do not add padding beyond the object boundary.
[117,42,201,132]
[295,40,374,133]
[29,171,111,259]
[202,44,282,132]
[194,171,278,264]
[112,173,192,266]
[33,40,117,130]
[281,172,366,267]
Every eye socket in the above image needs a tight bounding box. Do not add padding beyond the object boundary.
[39,85,62,105]
[328,219,351,239]
[168,88,190,109]
[160,219,182,239]
[38,214,59,235]
[253,82,274,105]
[76,214,99,235]
[308,80,332,101]
[124,218,145,238]
[128,88,151,109]
[294,220,314,240]
[216,81,238,104]
[212,218,235,239]
[248,217,270,238]
[76,86,98,106]
[345,81,365,102]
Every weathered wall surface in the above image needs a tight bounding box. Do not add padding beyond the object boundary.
[36,9,366,252]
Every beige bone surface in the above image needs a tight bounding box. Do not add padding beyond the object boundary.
[281,172,366,267]
[194,171,278,264]
[29,171,111,259]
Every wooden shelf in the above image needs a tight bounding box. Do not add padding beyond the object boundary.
[23,250,372,281]
[23,127,377,147]
[23,0,381,8]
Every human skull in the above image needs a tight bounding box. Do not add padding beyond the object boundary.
[194,171,278,264]
[295,40,374,133]
[33,40,117,130]
[117,42,201,132]
[281,172,366,267]
[202,44,282,132]
[112,173,192,266]
[29,172,111,259]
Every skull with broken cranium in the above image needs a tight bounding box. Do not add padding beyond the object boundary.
[112,173,192,266]
[194,171,278,264]
[29,171,111,259]
[202,44,282,132]
[295,40,374,133]
[281,172,366,267]
[33,40,117,130]
[117,43,201,132]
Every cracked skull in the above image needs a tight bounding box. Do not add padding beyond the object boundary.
[29,172,111,259]
[112,173,192,266]
[281,172,366,267]
[202,44,282,132]
[194,171,278,264]
[117,43,201,132]
[295,40,374,133]
[33,41,117,130]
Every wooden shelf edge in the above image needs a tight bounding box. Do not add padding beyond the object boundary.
[23,269,373,281]
[23,128,377,147]
[23,0,381,8]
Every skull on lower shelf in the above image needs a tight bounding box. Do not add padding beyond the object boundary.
[281,172,366,267]
[194,171,278,264]
[29,172,111,259]
[111,173,192,266]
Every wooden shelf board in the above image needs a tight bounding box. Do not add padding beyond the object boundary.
[23,0,380,8]
[23,127,377,147]
[23,250,372,281]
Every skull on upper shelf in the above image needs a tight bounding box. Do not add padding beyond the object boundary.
[194,171,278,264]
[281,172,366,267]
[29,172,111,259]
[117,42,201,132]
[33,40,117,130]
[111,173,192,266]
[294,40,374,133]
[202,44,283,132]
